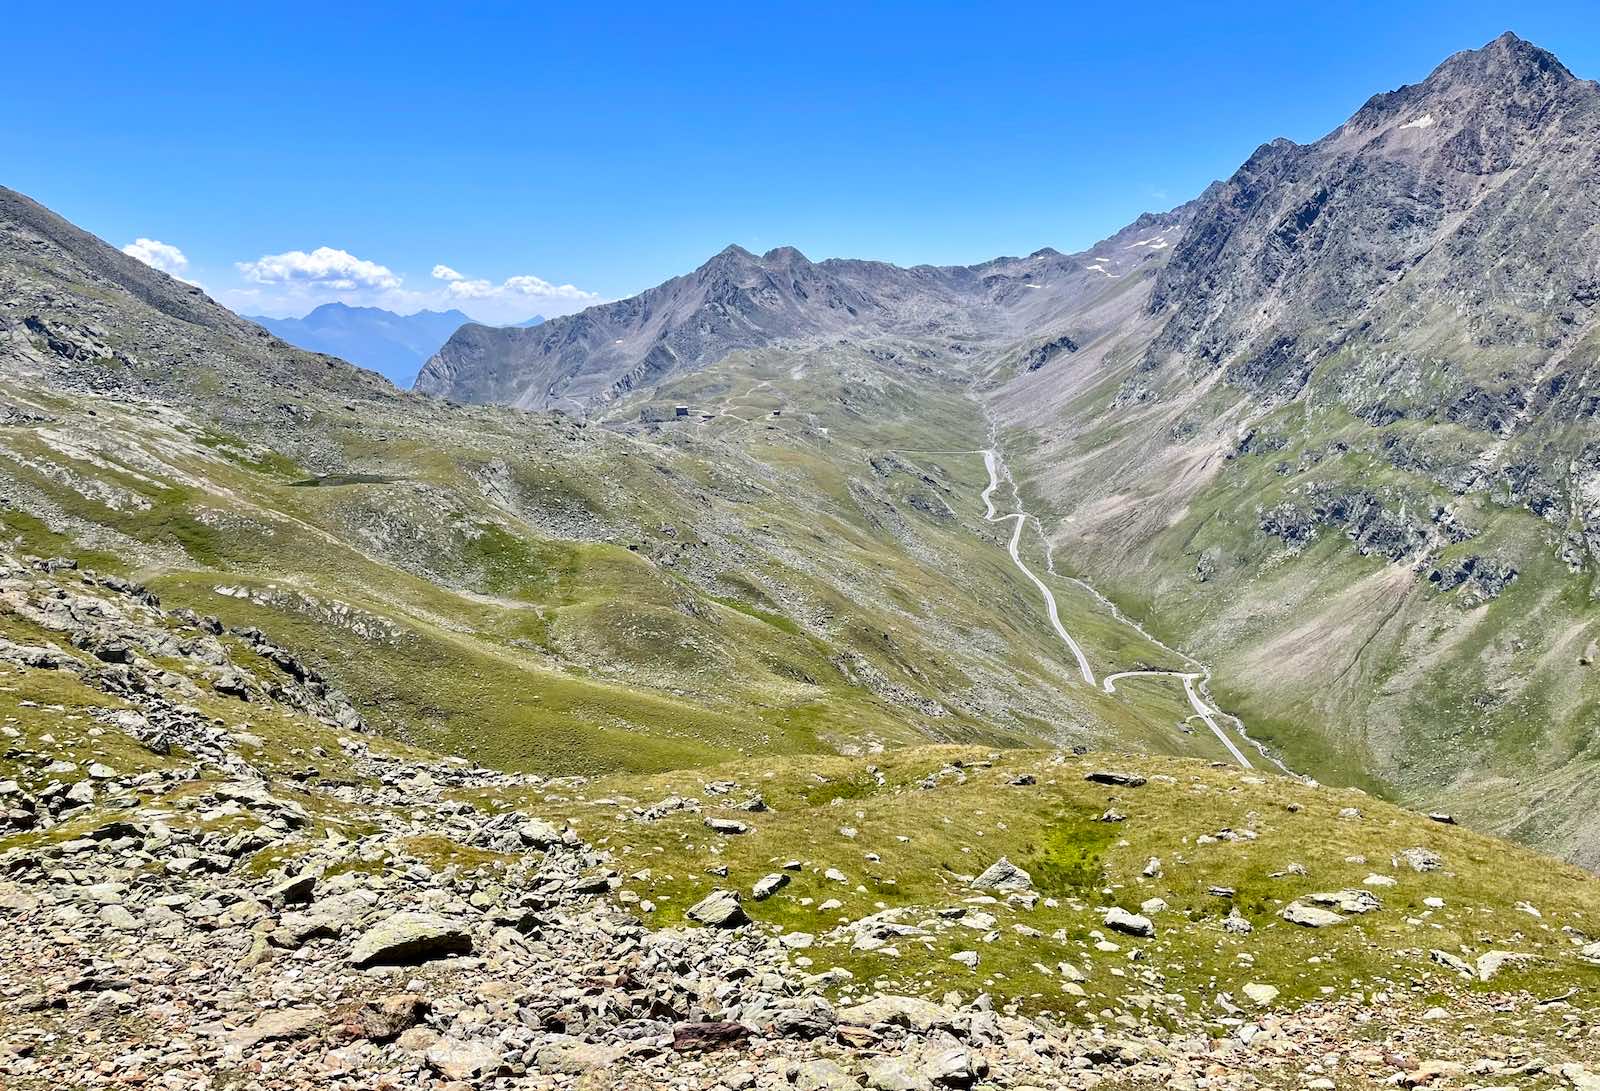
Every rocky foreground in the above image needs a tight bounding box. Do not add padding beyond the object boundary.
[3,552,1600,1090]
[7,758,1600,1091]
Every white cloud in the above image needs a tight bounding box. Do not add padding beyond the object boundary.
[444,271,599,304]
[236,246,401,290]
[219,250,600,325]
[122,238,189,275]
[442,277,495,299]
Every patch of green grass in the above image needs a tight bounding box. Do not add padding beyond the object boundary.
[712,595,804,636]
[1026,808,1115,893]
[0,506,127,573]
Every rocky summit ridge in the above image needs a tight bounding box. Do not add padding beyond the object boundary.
[413,204,1200,412]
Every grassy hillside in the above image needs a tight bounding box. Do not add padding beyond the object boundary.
[1,337,1258,786]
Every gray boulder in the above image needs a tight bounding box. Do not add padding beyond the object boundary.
[1280,902,1347,928]
[1085,770,1146,787]
[971,856,1032,892]
[686,889,748,927]
[752,872,790,900]
[838,995,954,1032]
[424,1037,503,1080]
[517,818,562,847]
[1305,889,1381,913]
[866,1056,934,1091]
[349,911,472,967]
[1103,906,1155,937]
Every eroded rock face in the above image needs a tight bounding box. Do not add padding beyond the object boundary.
[1149,34,1600,418]
[415,241,1147,412]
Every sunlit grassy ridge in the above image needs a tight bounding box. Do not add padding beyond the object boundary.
[475,745,1600,1027]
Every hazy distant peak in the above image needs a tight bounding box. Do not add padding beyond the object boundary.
[247,304,477,386]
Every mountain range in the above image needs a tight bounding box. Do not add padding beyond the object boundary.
[247,302,544,386]
[5,31,1600,1084]
[414,208,1195,410]
[412,32,1600,860]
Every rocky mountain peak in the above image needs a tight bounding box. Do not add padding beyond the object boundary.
[706,243,758,266]
[1340,31,1585,144]
[1431,30,1575,90]
[1149,30,1600,372]
[761,245,810,265]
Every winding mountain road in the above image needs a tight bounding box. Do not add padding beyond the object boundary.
[1101,671,1252,768]
[978,447,1255,769]
[981,450,1096,686]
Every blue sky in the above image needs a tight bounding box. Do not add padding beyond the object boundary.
[5,2,1597,322]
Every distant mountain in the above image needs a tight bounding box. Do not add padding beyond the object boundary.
[413,216,1197,410]
[247,303,485,386]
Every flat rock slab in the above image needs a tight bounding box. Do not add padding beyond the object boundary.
[795,1058,859,1091]
[349,911,472,967]
[865,1056,934,1091]
[517,818,562,847]
[1476,950,1536,981]
[1399,847,1443,872]
[425,1036,502,1080]
[226,1006,324,1050]
[838,995,954,1033]
[1305,889,1381,914]
[1242,982,1279,1006]
[532,1036,627,1073]
[671,1020,753,1052]
[1280,902,1347,927]
[1085,770,1147,787]
[752,872,790,900]
[1104,906,1155,937]
[686,889,747,927]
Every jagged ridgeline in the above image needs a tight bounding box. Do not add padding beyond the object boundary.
[5,30,1600,1090]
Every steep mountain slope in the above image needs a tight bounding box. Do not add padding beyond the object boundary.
[0,187,394,416]
[413,214,1197,412]
[993,32,1600,861]
[1148,31,1600,412]
[247,303,523,386]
